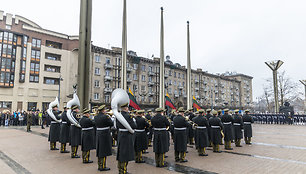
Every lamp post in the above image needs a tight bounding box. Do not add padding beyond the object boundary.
[265,60,284,113]
[300,80,306,113]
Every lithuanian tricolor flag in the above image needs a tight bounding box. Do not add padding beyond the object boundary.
[128,88,141,110]
[165,93,176,110]
[193,96,201,111]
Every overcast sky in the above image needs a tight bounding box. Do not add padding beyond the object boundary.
[2,0,306,100]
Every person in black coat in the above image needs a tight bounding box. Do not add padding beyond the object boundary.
[48,106,61,150]
[80,109,95,164]
[59,106,70,153]
[94,105,113,171]
[117,103,137,174]
[186,109,195,145]
[193,109,209,156]
[145,110,153,147]
[243,110,254,144]
[209,110,224,153]
[134,110,150,163]
[205,109,213,147]
[151,108,170,167]
[221,109,234,150]
[173,107,190,163]
[70,105,82,158]
[233,110,244,147]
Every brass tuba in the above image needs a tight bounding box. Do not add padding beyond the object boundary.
[111,88,134,134]
[47,97,61,123]
[67,86,81,128]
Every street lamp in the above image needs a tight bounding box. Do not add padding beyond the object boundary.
[265,60,284,113]
[300,80,306,113]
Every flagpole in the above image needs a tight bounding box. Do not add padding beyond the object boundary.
[121,0,127,91]
[159,7,165,109]
[187,21,192,110]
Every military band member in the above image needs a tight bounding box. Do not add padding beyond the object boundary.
[221,109,234,150]
[80,109,95,164]
[151,108,170,167]
[186,109,195,145]
[145,110,153,147]
[94,105,113,171]
[209,110,224,153]
[243,110,254,144]
[117,103,137,174]
[59,106,70,153]
[173,107,190,163]
[193,109,209,156]
[233,109,244,147]
[205,109,213,147]
[48,105,61,150]
[70,105,82,158]
[134,110,150,163]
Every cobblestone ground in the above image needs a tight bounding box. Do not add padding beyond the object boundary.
[1,124,306,174]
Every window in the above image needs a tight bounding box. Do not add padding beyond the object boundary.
[95,55,101,63]
[105,95,110,103]
[183,82,185,86]
[133,85,137,91]
[95,68,100,75]
[94,80,100,88]
[182,74,185,79]
[105,82,110,88]
[7,45,12,55]
[148,76,152,82]
[29,75,39,83]
[174,80,177,86]
[149,97,153,103]
[3,32,8,41]
[8,33,13,42]
[106,57,111,64]
[168,88,172,94]
[45,53,61,61]
[44,65,60,73]
[23,36,28,45]
[105,70,110,76]
[141,65,146,71]
[46,40,62,49]
[2,44,7,55]
[141,85,145,91]
[32,38,41,48]
[30,62,40,74]
[133,74,137,80]
[133,64,138,69]
[44,77,59,85]
[148,66,153,72]
[174,72,176,78]
[141,75,146,82]
[31,50,40,61]
[23,48,27,58]
[178,73,181,78]
[0,101,12,109]
[169,70,172,76]
[94,93,100,100]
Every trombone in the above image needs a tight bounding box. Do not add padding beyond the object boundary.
[185,116,198,128]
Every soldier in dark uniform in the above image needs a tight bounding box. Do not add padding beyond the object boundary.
[80,109,95,163]
[233,109,244,147]
[145,110,153,147]
[27,111,32,132]
[209,110,224,153]
[94,105,113,171]
[59,106,70,153]
[117,103,137,174]
[243,110,254,144]
[217,109,224,145]
[134,110,150,163]
[151,108,170,167]
[193,109,209,156]
[186,109,195,145]
[48,105,61,150]
[205,109,213,147]
[221,109,234,150]
[173,107,190,163]
[70,105,82,158]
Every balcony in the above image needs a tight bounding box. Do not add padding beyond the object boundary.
[178,85,183,90]
[195,95,200,99]
[183,94,187,98]
[148,81,155,86]
[203,81,207,85]
[104,75,113,81]
[127,67,133,72]
[104,88,112,93]
[164,74,169,78]
[174,94,179,98]
[148,92,155,96]
[194,79,199,83]
[127,78,132,83]
[148,71,155,76]
[195,87,199,91]
[104,63,113,69]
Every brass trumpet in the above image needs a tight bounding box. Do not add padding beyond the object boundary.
[185,116,198,128]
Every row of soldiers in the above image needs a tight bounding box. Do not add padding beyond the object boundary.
[251,113,306,125]
[47,104,253,174]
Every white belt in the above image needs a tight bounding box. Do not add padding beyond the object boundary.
[82,127,94,131]
[119,128,129,132]
[233,123,241,126]
[211,126,220,128]
[223,122,231,125]
[174,127,187,130]
[51,121,58,124]
[154,128,167,131]
[97,127,109,131]
[62,122,67,124]
[244,122,251,124]
[197,126,207,129]
[135,129,145,132]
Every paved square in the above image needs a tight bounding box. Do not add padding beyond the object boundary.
[0,124,306,174]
